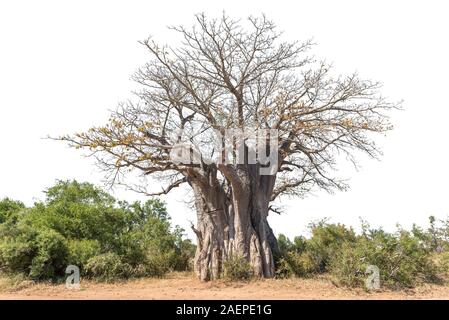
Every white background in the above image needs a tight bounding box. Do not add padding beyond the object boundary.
[1,0,448,239]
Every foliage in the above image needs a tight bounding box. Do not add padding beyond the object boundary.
[223,255,253,281]
[3,179,449,289]
[173,237,196,271]
[412,216,449,252]
[0,222,37,275]
[277,234,307,255]
[29,228,69,280]
[306,221,357,272]
[0,180,195,281]
[276,221,357,277]
[276,219,444,289]
[0,198,25,223]
[22,181,128,252]
[85,252,132,281]
[67,239,102,272]
[0,223,68,280]
[276,251,316,278]
[329,227,440,288]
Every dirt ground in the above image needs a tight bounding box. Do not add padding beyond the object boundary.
[1,272,449,300]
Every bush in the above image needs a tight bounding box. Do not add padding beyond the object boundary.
[171,226,196,271]
[276,251,316,278]
[306,221,357,272]
[0,180,196,281]
[329,228,441,288]
[85,253,132,281]
[29,228,69,280]
[116,219,192,277]
[223,255,252,281]
[0,229,36,274]
[276,221,356,278]
[0,225,68,280]
[142,251,173,277]
[23,198,127,252]
[0,198,25,223]
[275,220,442,289]
[327,242,366,287]
[67,239,101,272]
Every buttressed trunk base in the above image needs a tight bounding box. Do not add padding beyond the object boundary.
[191,167,277,281]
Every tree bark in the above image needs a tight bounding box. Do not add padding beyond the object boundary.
[191,164,277,281]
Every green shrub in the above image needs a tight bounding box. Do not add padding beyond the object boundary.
[0,225,68,280]
[23,200,127,252]
[277,234,307,257]
[29,228,68,280]
[223,255,252,281]
[275,220,442,289]
[85,252,132,281]
[276,221,357,278]
[67,239,101,272]
[0,180,196,281]
[277,234,294,256]
[0,198,25,223]
[45,180,115,206]
[275,258,291,278]
[306,221,357,272]
[169,226,196,271]
[142,251,173,277]
[0,231,36,274]
[329,228,440,288]
[328,242,366,287]
[276,251,317,278]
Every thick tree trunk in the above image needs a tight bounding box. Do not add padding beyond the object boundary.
[191,165,277,281]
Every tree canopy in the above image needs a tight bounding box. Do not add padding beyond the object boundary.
[60,13,397,201]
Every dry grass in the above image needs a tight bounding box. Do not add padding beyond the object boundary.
[0,272,449,300]
[0,274,35,293]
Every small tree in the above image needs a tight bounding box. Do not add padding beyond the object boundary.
[59,14,398,280]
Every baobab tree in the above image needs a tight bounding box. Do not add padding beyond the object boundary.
[59,14,397,281]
